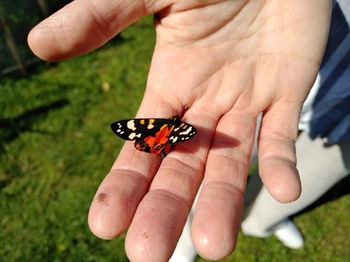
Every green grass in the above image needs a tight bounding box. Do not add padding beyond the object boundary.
[1,16,349,261]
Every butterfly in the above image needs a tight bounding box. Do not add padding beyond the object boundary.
[111,115,197,158]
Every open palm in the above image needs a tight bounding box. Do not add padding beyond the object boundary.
[29,0,331,260]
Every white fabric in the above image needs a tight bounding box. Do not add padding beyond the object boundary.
[242,131,350,235]
[298,75,321,132]
[170,213,197,262]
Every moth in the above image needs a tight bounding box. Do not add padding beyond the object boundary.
[111,115,197,157]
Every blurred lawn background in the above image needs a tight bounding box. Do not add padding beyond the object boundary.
[1,3,350,262]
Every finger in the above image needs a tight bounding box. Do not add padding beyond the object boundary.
[28,0,169,61]
[88,92,176,240]
[191,110,257,260]
[125,110,218,262]
[258,100,302,202]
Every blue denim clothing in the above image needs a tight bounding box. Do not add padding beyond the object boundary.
[308,0,350,143]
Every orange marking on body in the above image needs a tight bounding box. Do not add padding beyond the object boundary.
[157,125,173,144]
[144,124,174,154]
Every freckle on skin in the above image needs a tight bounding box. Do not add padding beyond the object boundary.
[97,193,109,206]
[142,232,150,240]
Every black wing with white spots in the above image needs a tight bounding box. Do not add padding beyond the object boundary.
[168,121,197,144]
[111,117,169,141]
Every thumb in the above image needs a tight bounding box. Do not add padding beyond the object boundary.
[28,0,167,61]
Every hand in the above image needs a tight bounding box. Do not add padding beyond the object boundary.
[28,0,331,260]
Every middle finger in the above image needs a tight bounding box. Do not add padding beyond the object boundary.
[125,110,218,262]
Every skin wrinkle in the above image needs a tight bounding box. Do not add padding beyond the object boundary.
[87,0,146,38]
[144,0,172,14]
[191,54,222,92]
[262,155,297,168]
[243,1,285,41]
[159,5,325,64]
[162,154,204,175]
[224,109,258,124]
[260,133,297,146]
[160,1,301,48]
[259,140,297,166]
[260,130,298,146]
[170,0,236,13]
[230,66,256,112]
[259,52,318,73]
[156,165,198,184]
[261,109,300,139]
[154,154,203,181]
[260,147,296,163]
[188,4,242,41]
[86,0,112,41]
[253,57,306,110]
[40,10,75,56]
[211,136,240,150]
[46,17,66,55]
[192,69,224,107]
[243,1,268,38]
[156,2,249,45]
[226,78,255,114]
[152,43,226,92]
[108,168,152,183]
[243,4,320,59]
[200,179,246,198]
[213,77,242,114]
[208,155,248,190]
[199,181,246,211]
[212,117,256,156]
[275,87,310,105]
[265,55,287,103]
[182,54,294,117]
[96,171,151,208]
[227,51,320,70]
[213,147,250,168]
[149,50,230,111]
[151,169,199,204]
[152,189,191,213]
[150,84,186,114]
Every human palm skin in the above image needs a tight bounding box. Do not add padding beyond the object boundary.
[28,0,331,261]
